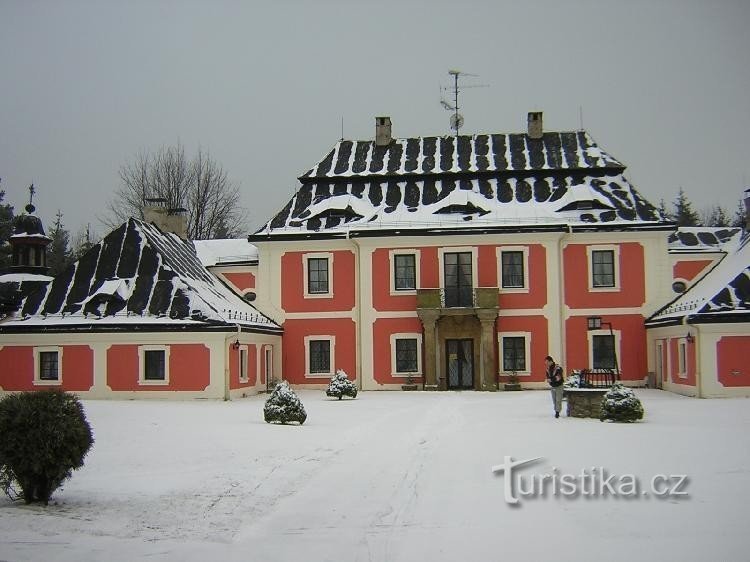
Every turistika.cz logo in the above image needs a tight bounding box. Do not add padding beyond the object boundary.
[491,456,689,505]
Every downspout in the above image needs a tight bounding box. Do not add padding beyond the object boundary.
[223,324,241,401]
[690,320,703,398]
[349,229,363,391]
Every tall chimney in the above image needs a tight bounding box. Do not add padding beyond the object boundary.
[527,111,543,140]
[375,116,392,146]
[144,199,188,239]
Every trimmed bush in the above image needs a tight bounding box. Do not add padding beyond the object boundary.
[0,390,94,504]
[325,370,358,400]
[600,383,644,423]
[264,381,307,425]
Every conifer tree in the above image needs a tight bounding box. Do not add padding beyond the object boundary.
[47,211,73,276]
[672,188,701,227]
[600,383,644,423]
[731,198,748,228]
[264,381,307,424]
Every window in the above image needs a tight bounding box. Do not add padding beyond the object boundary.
[395,339,418,372]
[239,347,248,382]
[39,351,59,380]
[307,257,329,294]
[139,346,169,384]
[502,337,526,372]
[591,249,615,288]
[592,334,616,369]
[678,341,687,378]
[501,251,524,288]
[394,254,416,291]
[144,350,166,381]
[390,333,423,376]
[309,339,331,375]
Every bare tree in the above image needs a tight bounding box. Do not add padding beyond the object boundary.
[104,143,247,239]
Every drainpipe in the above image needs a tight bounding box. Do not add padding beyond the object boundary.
[691,321,703,398]
[223,324,241,401]
[349,230,363,391]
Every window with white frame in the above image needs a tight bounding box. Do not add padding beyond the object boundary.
[139,346,169,384]
[390,333,422,376]
[305,336,335,378]
[34,347,62,384]
[588,246,619,290]
[392,252,417,292]
[498,247,529,290]
[678,340,687,378]
[304,253,333,297]
[498,333,531,375]
[239,347,249,382]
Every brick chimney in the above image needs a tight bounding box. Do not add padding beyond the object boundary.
[527,111,543,140]
[375,116,392,146]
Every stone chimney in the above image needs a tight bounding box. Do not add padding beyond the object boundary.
[375,116,392,146]
[144,198,188,239]
[527,111,543,140]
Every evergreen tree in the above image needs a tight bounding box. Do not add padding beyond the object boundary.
[264,381,307,424]
[71,224,98,259]
[672,188,701,227]
[701,205,730,227]
[657,198,671,221]
[47,211,73,276]
[731,198,748,228]
[326,370,358,400]
[600,383,644,423]
[0,187,14,271]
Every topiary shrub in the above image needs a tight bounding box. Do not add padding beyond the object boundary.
[264,381,307,425]
[600,383,644,423]
[325,369,358,400]
[0,390,94,504]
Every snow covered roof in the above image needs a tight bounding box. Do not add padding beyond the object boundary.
[648,231,750,325]
[193,239,259,267]
[0,219,280,333]
[668,227,742,253]
[256,130,665,238]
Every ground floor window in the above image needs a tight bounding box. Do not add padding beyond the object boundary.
[139,347,169,384]
[592,334,616,369]
[502,336,526,372]
[305,336,335,378]
[35,348,62,384]
[390,333,423,376]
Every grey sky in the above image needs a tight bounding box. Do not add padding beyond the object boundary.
[1,0,748,238]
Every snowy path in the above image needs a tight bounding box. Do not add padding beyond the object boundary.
[0,390,747,561]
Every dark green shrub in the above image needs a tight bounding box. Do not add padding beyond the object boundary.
[325,370,358,400]
[264,381,306,425]
[600,383,644,423]
[0,390,94,504]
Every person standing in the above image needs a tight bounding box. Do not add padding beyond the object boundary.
[545,355,564,418]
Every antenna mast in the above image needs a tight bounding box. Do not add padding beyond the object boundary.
[440,70,488,138]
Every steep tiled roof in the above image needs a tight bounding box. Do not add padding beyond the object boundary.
[257,130,664,237]
[648,232,750,325]
[1,219,280,332]
[668,227,742,253]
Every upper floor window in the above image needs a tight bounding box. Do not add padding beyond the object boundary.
[35,347,62,385]
[501,250,525,289]
[303,252,334,298]
[588,246,619,290]
[394,254,416,291]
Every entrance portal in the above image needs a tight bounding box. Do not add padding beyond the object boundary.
[446,339,474,389]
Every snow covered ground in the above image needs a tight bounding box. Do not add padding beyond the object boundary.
[0,389,747,561]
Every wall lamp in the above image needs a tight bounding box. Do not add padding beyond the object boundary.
[686,332,694,344]
[231,339,241,350]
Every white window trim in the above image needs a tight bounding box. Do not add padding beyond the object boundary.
[390,333,423,377]
[34,346,62,386]
[497,332,531,376]
[389,249,421,295]
[587,245,620,292]
[678,340,688,379]
[437,247,479,290]
[138,345,170,386]
[303,252,334,299]
[587,329,621,371]
[304,335,335,379]
[239,346,249,383]
[497,246,530,293]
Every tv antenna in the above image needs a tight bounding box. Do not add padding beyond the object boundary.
[440,69,488,136]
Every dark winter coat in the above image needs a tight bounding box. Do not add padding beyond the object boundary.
[546,364,564,387]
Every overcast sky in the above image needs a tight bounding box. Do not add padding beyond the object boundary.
[1,0,748,239]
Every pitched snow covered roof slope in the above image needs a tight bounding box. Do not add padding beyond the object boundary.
[1,219,280,332]
[256,130,665,237]
[668,227,742,253]
[648,231,750,325]
[193,239,259,267]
